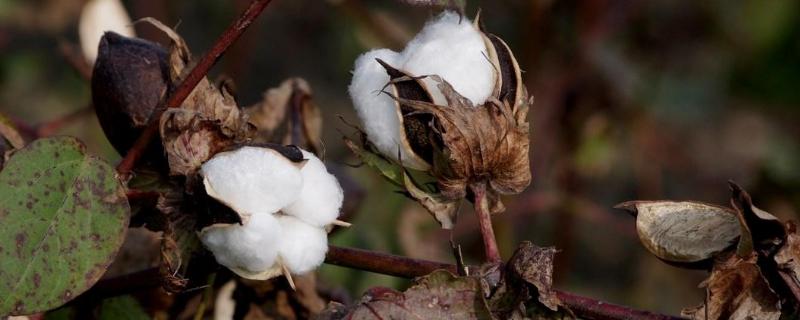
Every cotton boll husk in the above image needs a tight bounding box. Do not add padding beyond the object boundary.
[401,11,495,106]
[349,49,430,170]
[276,215,328,275]
[201,147,303,215]
[282,150,344,227]
[79,0,136,64]
[200,213,281,275]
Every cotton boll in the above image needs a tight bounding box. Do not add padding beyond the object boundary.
[79,0,136,64]
[276,215,328,275]
[282,150,344,227]
[349,49,431,171]
[401,11,495,106]
[201,147,303,215]
[200,213,281,274]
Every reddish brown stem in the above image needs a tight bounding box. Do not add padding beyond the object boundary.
[556,291,684,320]
[325,246,684,320]
[115,0,275,178]
[471,183,502,263]
[326,245,456,278]
[58,40,93,81]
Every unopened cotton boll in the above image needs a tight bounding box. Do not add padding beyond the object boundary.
[201,147,303,215]
[276,215,328,275]
[79,0,136,64]
[200,213,281,274]
[401,11,495,106]
[282,150,344,227]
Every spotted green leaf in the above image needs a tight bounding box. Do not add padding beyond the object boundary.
[0,137,130,316]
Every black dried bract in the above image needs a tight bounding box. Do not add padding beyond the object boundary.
[486,34,518,104]
[235,142,305,163]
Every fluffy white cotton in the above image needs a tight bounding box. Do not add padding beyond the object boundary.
[201,147,303,215]
[348,11,495,170]
[79,0,135,64]
[349,49,430,170]
[401,11,495,106]
[200,213,281,274]
[282,150,344,227]
[276,215,328,274]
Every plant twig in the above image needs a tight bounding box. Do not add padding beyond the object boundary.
[471,182,502,263]
[325,245,456,278]
[58,40,93,81]
[556,290,685,320]
[115,0,275,178]
[325,246,685,320]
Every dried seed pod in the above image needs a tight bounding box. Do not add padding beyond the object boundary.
[617,201,741,263]
[91,32,169,156]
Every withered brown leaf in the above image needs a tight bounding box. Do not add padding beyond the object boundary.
[682,252,781,320]
[246,78,323,154]
[506,241,560,311]
[321,270,493,319]
[775,222,800,302]
[144,18,254,177]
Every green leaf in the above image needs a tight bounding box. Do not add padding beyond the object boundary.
[343,137,404,187]
[0,137,130,316]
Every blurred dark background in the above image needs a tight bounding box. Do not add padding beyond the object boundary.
[1,0,798,315]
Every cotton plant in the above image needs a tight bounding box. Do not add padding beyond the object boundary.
[347,11,531,229]
[198,145,345,286]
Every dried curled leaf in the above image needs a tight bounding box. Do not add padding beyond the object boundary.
[682,253,781,320]
[0,113,24,150]
[729,181,785,255]
[246,78,323,154]
[774,222,800,303]
[320,270,492,319]
[617,201,740,263]
[507,242,560,311]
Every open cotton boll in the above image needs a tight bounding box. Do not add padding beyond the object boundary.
[281,150,344,227]
[349,49,430,170]
[401,11,495,106]
[200,213,281,274]
[201,147,303,215]
[79,0,136,64]
[276,215,328,275]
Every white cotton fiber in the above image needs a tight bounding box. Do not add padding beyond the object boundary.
[201,147,303,215]
[349,11,496,170]
[401,11,495,106]
[200,213,281,274]
[281,150,344,227]
[276,215,328,275]
[349,49,430,170]
[79,0,135,64]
